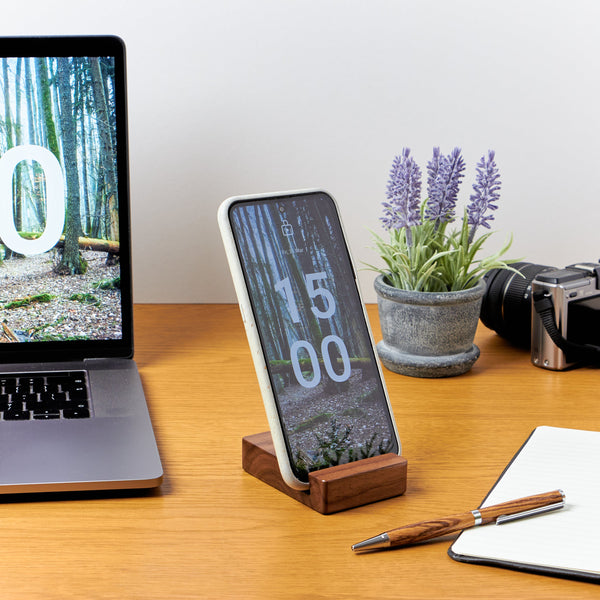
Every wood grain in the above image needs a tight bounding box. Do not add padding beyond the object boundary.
[0,304,598,599]
[387,512,476,547]
[385,490,565,547]
[242,431,407,514]
[477,489,565,524]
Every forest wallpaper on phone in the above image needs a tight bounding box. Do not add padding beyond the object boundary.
[231,196,397,478]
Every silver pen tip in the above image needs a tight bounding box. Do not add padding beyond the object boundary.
[351,533,390,553]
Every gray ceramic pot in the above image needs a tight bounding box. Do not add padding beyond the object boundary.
[374,275,486,378]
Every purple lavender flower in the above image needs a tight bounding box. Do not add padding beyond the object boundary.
[426,147,442,199]
[381,148,422,232]
[425,147,465,225]
[467,150,501,243]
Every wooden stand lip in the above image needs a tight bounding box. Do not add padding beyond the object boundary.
[242,432,407,514]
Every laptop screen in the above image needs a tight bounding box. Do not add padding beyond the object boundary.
[0,36,132,362]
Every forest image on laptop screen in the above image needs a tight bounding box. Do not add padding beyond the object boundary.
[0,55,122,343]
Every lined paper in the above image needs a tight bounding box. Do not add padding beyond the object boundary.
[450,426,600,576]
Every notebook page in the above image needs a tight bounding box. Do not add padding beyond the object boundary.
[450,426,600,575]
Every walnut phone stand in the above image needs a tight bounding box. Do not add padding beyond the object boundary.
[242,432,407,514]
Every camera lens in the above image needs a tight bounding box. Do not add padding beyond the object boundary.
[480,262,554,347]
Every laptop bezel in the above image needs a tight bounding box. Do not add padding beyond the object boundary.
[0,35,133,363]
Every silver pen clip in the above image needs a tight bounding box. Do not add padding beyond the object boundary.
[495,501,565,525]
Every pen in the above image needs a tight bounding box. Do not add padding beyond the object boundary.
[351,489,565,553]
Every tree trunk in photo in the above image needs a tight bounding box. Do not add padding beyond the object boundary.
[35,57,60,160]
[2,58,16,260]
[56,57,86,275]
[55,235,120,254]
[26,58,46,229]
[13,58,24,233]
[2,58,14,151]
[74,59,92,236]
[89,57,119,242]
[107,192,119,243]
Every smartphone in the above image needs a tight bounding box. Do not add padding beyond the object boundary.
[218,190,400,490]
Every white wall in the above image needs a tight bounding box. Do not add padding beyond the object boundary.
[3,0,599,302]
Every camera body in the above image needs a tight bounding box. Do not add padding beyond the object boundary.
[481,261,600,370]
[531,263,600,370]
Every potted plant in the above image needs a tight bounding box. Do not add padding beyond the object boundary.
[370,147,513,377]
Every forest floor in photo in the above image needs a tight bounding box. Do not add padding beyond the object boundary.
[0,250,122,342]
[279,369,395,468]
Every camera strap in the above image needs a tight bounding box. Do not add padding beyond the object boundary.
[533,294,600,363]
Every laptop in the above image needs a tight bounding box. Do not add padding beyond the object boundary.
[0,35,163,493]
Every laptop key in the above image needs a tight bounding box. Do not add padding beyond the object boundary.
[26,399,55,412]
[33,411,61,420]
[39,391,67,404]
[63,408,90,419]
[15,392,38,405]
[61,399,89,411]
[23,377,45,392]
[4,410,31,420]
[1,381,16,394]
[69,387,88,401]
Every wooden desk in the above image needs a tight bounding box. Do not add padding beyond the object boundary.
[3,304,598,599]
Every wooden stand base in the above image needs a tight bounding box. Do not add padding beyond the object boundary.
[242,431,407,514]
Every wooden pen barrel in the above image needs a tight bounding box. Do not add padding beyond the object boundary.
[388,512,477,547]
[388,490,565,548]
[477,490,565,523]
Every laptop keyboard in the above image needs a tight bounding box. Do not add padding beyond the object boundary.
[0,371,91,421]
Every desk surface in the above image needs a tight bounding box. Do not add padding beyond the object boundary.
[4,304,599,599]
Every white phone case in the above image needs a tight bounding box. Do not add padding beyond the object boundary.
[217,189,400,491]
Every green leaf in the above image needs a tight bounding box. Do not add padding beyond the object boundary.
[364,199,517,292]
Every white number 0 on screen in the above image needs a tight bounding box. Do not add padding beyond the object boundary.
[290,335,351,388]
[0,145,65,256]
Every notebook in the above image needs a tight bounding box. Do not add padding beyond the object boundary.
[0,35,162,493]
[449,426,600,582]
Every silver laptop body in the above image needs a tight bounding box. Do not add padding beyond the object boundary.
[0,36,162,493]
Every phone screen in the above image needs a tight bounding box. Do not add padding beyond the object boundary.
[229,191,398,482]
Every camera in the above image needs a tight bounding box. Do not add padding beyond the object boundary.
[481,261,600,370]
